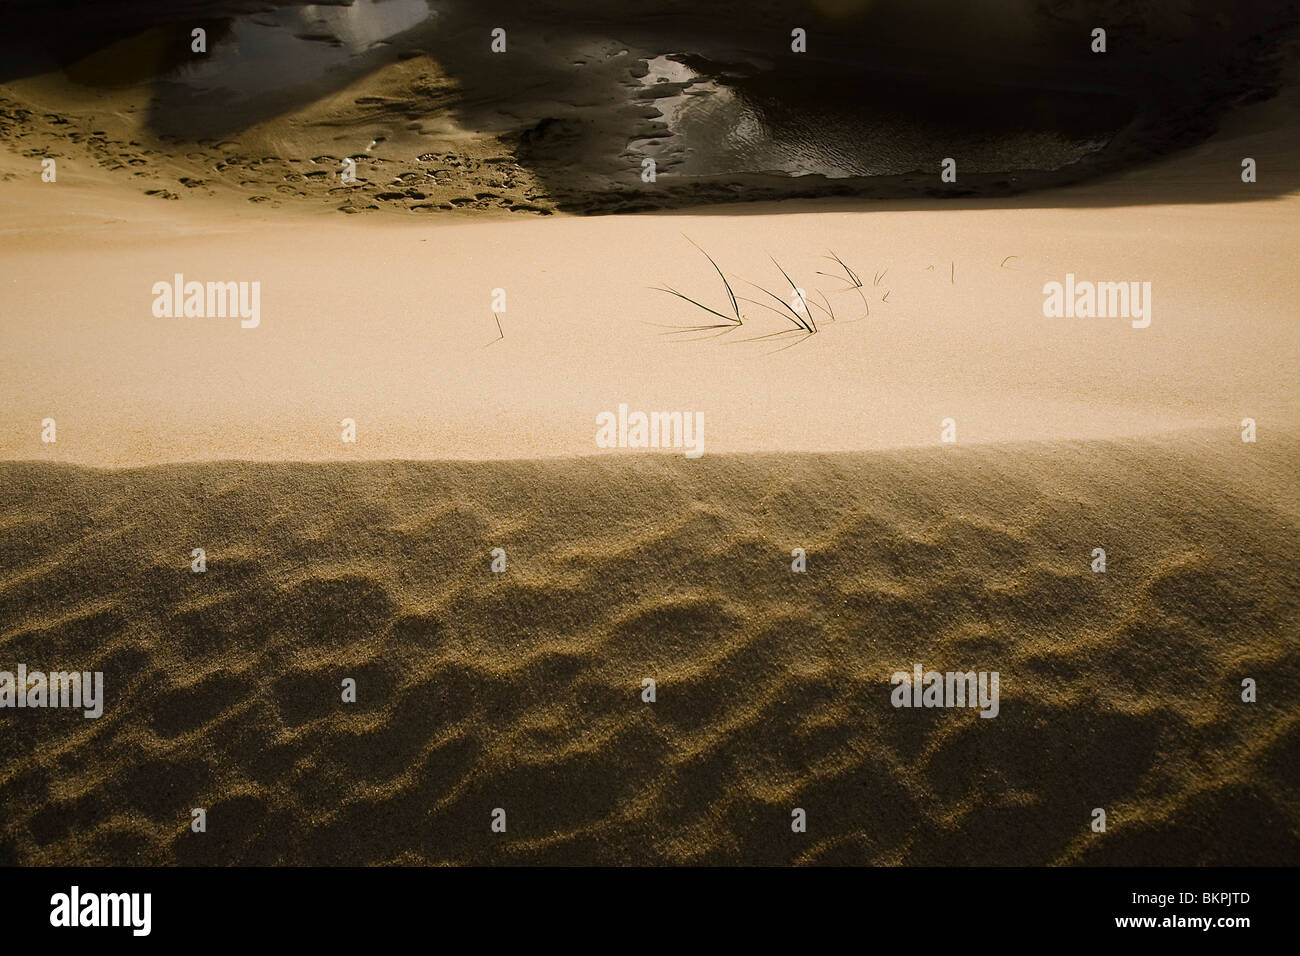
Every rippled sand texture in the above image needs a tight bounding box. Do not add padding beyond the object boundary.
[1,434,1297,865]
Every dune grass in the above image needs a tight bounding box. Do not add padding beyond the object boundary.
[653,236,744,337]
[656,241,891,352]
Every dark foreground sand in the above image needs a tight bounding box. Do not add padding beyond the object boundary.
[1,433,1297,865]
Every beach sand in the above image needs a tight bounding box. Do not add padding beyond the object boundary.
[1,3,1298,866]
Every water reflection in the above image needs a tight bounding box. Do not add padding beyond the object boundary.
[169,0,434,106]
[632,54,1114,180]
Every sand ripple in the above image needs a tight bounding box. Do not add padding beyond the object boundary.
[1,436,1297,864]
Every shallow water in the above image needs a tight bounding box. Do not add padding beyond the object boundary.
[172,0,433,104]
[631,54,1113,179]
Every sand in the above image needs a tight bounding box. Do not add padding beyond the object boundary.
[1,188,1297,466]
[1,436,1297,865]
[2,19,1298,465]
[1,5,1298,867]
[4,0,1296,214]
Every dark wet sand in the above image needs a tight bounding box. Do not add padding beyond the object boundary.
[3,0,1296,214]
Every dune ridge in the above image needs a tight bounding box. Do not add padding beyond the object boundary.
[0,432,1296,865]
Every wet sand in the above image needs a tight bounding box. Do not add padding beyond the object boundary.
[2,0,1296,213]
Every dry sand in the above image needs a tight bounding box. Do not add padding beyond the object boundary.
[1,436,1297,865]
[1,18,1298,866]
[0,178,1296,465]
[1,25,1298,464]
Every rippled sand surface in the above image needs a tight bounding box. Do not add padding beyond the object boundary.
[2,434,1296,865]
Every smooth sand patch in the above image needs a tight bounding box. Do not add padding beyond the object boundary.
[2,178,1297,465]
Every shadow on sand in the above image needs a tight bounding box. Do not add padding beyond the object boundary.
[5,0,1299,211]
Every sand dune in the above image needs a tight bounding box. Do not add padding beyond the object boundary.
[1,0,1297,871]
[1,433,1296,865]
[1,179,1297,467]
